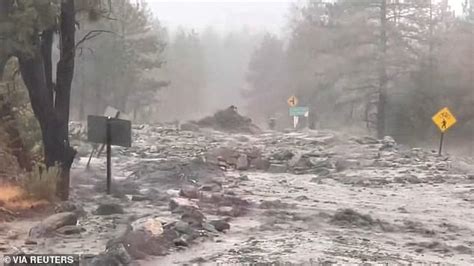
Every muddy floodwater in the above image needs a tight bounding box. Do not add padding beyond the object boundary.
[2,124,473,265]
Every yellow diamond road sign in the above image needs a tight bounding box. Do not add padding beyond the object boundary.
[432,107,457,132]
[287,95,298,107]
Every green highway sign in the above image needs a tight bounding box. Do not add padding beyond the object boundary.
[289,106,309,116]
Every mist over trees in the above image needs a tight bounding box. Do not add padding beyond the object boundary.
[71,0,167,122]
[154,27,264,122]
[72,8,264,123]
[245,0,474,151]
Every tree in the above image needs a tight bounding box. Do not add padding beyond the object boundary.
[245,33,287,120]
[0,0,103,200]
[71,0,167,121]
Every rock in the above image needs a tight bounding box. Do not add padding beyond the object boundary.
[308,158,332,169]
[331,208,375,227]
[25,238,38,245]
[288,154,306,168]
[406,175,422,184]
[453,245,472,254]
[131,195,150,202]
[209,220,230,232]
[105,243,133,265]
[131,217,163,237]
[149,145,160,153]
[252,158,270,170]
[335,159,359,172]
[180,122,200,132]
[94,203,124,215]
[174,221,192,234]
[56,225,85,235]
[24,239,37,245]
[122,230,169,258]
[217,206,241,217]
[199,182,222,192]
[29,212,78,238]
[202,222,218,233]
[54,201,86,217]
[381,136,397,150]
[180,185,199,199]
[295,195,309,201]
[106,223,133,250]
[435,162,449,171]
[236,154,249,170]
[207,147,239,164]
[272,150,294,161]
[173,237,189,247]
[181,208,206,226]
[169,197,199,214]
[239,175,250,181]
[313,167,331,177]
[166,189,180,198]
[245,147,261,159]
[268,164,288,173]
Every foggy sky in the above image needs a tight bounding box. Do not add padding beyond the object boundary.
[144,0,293,35]
[145,0,466,35]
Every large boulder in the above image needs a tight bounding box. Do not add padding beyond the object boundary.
[29,212,78,238]
[131,217,163,237]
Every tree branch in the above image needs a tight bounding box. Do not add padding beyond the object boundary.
[75,30,116,49]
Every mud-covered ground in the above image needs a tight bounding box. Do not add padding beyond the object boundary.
[1,124,473,265]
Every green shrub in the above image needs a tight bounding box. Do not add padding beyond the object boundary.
[22,164,60,202]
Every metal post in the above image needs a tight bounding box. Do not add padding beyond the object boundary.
[86,147,95,170]
[106,117,112,194]
[438,132,444,156]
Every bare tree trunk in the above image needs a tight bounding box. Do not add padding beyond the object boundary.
[377,0,388,139]
[53,0,77,200]
[17,0,77,200]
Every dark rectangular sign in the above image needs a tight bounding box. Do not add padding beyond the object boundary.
[87,115,132,147]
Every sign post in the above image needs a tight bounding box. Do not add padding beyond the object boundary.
[438,132,444,156]
[289,106,309,129]
[88,115,132,194]
[431,107,457,156]
[106,117,112,194]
